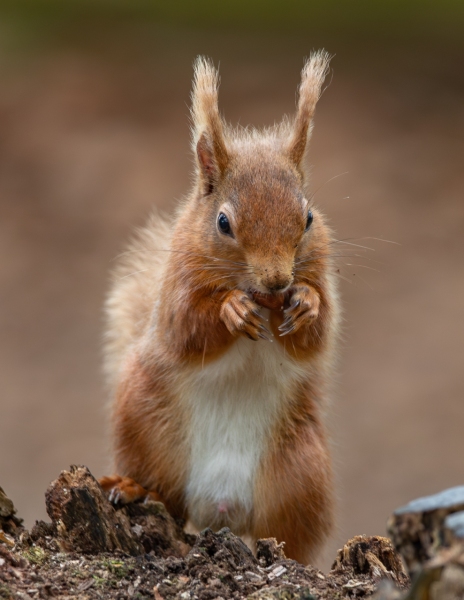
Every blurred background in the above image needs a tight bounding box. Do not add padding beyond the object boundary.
[1,0,463,570]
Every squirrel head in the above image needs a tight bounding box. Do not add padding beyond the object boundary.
[186,52,331,297]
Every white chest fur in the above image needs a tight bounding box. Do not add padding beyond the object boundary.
[177,334,305,533]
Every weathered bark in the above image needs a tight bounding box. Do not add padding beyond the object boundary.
[387,485,464,575]
[0,485,23,545]
[45,465,143,555]
[331,535,409,586]
[256,538,287,567]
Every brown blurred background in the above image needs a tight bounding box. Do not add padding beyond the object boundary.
[1,0,463,570]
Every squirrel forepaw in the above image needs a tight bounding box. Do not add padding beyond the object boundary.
[220,290,271,341]
[278,284,320,336]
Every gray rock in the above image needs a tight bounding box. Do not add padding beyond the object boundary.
[444,511,464,541]
[394,486,464,515]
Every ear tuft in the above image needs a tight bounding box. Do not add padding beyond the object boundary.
[191,57,229,192]
[287,50,332,168]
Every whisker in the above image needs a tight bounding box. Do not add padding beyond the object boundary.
[294,234,398,266]
[334,272,354,285]
[118,268,150,280]
[307,238,375,253]
[299,272,353,286]
[200,265,247,272]
[346,253,384,265]
[307,171,349,203]
[295,252,375,267]
[295,240,373,265]
[350,272,373,291]
[297,236,401,262]
[343,263,380,273]
[114,246,248,268]
[358,236,400,245]
[187,273,238,295]
[332,239,375,251]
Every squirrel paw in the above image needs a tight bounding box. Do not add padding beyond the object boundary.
[278,284,320,336]
[99,474,162,505]
[220,290,272,341]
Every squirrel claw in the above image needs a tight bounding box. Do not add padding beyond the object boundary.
[245,332,258,341]
[279,316,292,330]
[279,324,295,337]
[289,299,300,311]
[258,332,273,342]
[108,486,121,504]
[258,323,273,342]
[259,323,273,336]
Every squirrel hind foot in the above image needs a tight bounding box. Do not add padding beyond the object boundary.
[99,474,163,506]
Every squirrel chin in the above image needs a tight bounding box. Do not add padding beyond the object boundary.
[251,290,287,311]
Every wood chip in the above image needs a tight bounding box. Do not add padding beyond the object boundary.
[343,579,366,589]
[268,565,287,580]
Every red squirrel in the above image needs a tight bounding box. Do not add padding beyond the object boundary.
[100,51,341,565]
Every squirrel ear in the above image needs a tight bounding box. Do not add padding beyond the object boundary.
[287,50,331,168]
[191,57,229,193]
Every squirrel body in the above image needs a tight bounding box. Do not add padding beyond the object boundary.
[101,52,340,564]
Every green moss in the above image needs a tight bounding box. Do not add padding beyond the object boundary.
[70,568,86,579]
[103,558,133,579]
[22,545,48,565]
[0,583,12,599]
[92,575,107,589]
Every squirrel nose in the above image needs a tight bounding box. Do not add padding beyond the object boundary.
[263,274,292,294]
[267,282,289,293]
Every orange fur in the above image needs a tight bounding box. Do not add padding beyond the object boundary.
[253,383,334,564]
[102,51,340,565]
[110,354,190,518]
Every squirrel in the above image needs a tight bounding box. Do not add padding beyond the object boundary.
[99,50,341,565]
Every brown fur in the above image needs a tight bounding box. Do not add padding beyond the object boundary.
[102,50,340,565]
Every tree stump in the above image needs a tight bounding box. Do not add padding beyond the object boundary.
[387,485,464,575]
[45,465,143,555]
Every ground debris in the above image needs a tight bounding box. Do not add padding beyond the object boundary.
[1,465,412,599]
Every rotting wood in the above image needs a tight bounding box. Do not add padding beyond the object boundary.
[387,485,464,575]
[0,465,413,599]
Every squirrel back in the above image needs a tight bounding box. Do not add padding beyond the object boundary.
[103,213,171,387]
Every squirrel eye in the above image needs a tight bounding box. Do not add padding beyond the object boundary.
[305,210,313,231]
[217,213,232,235]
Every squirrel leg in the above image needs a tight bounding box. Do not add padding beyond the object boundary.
[252,404,334,564]
[106,355,190,519]
[99,474,164,505]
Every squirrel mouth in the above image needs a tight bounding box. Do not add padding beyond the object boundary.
[250,289,288,311]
